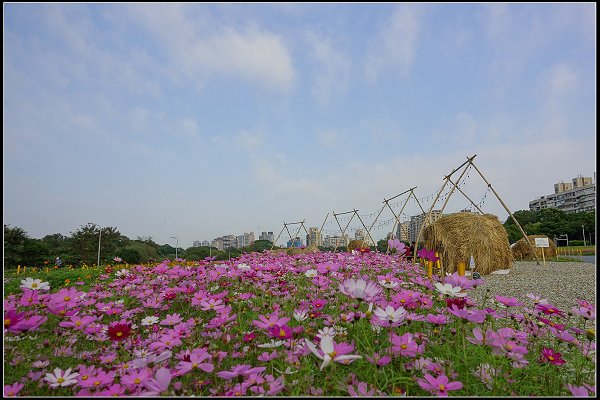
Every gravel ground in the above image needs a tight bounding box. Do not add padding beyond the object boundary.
[468,260,596,312]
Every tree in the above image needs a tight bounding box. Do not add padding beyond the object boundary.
[69,223,121,266]
[376,239,388,253]
[4,225,29,268]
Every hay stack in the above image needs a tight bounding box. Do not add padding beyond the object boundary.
[348,240,369,251]
[286,244,320,255]
[422,213,513,275]
[512,235,557,260]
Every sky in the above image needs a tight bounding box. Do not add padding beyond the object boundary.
[4,3,596,249]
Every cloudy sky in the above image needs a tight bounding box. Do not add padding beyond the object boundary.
[4,3,596,248]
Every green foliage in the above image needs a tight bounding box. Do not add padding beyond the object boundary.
[69,223,121,266]
[376,239,388,252]
[240,239,273,253]
[4,224,28,268]
[504,209,595,244]
[119,247,142,264]
[181,246,216,260]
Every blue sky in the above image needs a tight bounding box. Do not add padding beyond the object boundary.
[4,3,596,248]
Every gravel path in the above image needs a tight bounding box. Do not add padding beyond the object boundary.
[468,261,596,312]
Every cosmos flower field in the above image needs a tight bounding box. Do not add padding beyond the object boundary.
[3,251,596,397]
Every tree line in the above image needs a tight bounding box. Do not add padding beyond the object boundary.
[3,223,278,269]
[503,209,595,245]
[4,208,595,269]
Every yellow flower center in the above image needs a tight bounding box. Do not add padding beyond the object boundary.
[64,296,71,301]
[57,377,65,384]
[94,381,101,386]
[32,283,38,288]
[82,375,89,380]
[401,344,407,349]
[134,378,141,384]
[192,363,198,368]
[279,329,287,337]
[116,332,123,337]
[328,351,337,358]
[548,356,554,361]
[439,384,445,391]
[75,321,81,326]
[4,318,11,326]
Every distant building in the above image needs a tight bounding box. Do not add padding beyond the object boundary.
[193,240,202,247]
[287,236,303,248]
[259,231,274,243]
[323,234,349,247]
[202,240,210,247]
[409,210,443,244]
[530,175,596,213]
[211,238,224,251]
[306,227,322,247]
[396,222,410,242]
[354,228,374,246]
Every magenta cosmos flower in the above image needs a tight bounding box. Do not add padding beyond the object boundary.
[338,276,381,302]
[540,347,566,365]
[304,336,362,370]
[417,374,463,396]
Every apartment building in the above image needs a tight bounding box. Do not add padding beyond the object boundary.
[529,175,596,213]
[306,227,323,247]
[409,210,443,244]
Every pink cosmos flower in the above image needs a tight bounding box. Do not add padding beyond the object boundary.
[540,347,566,365]
[426,313,447,325]
[120,368,152,390]
[267,324,293,340]
[316,262,340,274]
[217,364,267,380]
[252,313,290,330]
[495,295,524,307]
[19,289,41,307]
[447,305,486,324]
[348,381,375,396]
[536,303,566,317]
[566,383,595,397]
[338,276,381,302]
[199,298,225,312]
[58,315,96,330]
[160,313,183,325]
[141,367,172,396]
[365,352,391,367]
[4,310,47,333]
[78,369,115,389]
[390,332,420,358]
[417,374,463,396]
[175,348,214,375]
[372,305,407,327]
[4,382,24,397]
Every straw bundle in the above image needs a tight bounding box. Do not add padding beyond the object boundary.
[422,213,513,275]
[511,235,557,260]
[286,244,320,255]
[348,240,369,251]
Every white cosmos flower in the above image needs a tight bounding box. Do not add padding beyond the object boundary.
[434,282,467,297]
[316,327,337,340]
[304,336,362,371]
[20,277,50,291]
[115,269,130,277]
[257,340,284,348]
[379,279,399,289]
[293,310,309,322]
[373,305,407,324]
[45,367,80,387]
[141,316,159,326]
[304,269,318,278]
[237,263,251,270]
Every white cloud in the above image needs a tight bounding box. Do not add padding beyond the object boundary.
[306,31,350,107]
[128,4,295,91]
[315,129,339,148]
[365,4,423,82]
[179,118,201,138]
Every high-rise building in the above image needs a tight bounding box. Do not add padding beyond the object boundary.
[409,210,443,244]
[530,175,595,213]
[396,222,410,242]
[287,236,303,248]
[202,240,210,247]
[354,228,374,245]
[259,231,274,243]
[323,234,349,247]
[307,227,322,247]
[193,240,202,247]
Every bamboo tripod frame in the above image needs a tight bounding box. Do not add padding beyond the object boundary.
[330,209,376,253]
[270,220,310,250]
[411,154,540,266]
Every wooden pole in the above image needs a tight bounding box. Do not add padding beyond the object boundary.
[271,224,287,250]
[542,247,546,266]
[412,156,476,263]
[446,175,485,214]
[439,157,475,214]
[354,211,377,249]
[469,161,540,265]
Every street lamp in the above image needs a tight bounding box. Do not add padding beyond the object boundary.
[170,236,178,259]
[97,225,102,268]
[582,225,586,247]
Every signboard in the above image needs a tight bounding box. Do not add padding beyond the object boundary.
[535,238,550,248]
